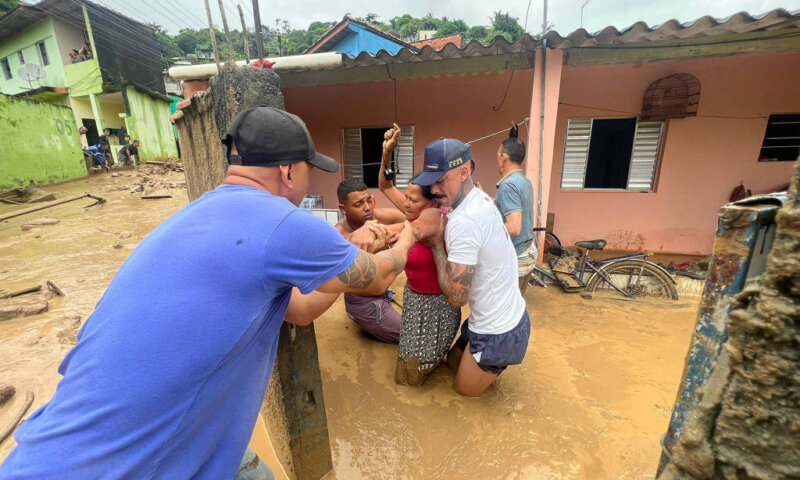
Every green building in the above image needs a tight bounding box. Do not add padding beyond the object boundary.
[0,0,178,189]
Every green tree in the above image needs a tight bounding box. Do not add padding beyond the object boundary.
[149,23,181,64]
[0,0,18,17]
[175,29,199,55]
[487,11,524,41]
[437,17,468,36]
[465,25,487,43]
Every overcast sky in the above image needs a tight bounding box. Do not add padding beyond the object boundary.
[119,0,800,35]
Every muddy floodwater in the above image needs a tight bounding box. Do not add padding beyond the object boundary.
[0,170,699,478]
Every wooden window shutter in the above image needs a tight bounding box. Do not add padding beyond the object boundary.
[626,121,663,191]
[560,118,592,189]
[395,125,414,189]
[342,127,363,180]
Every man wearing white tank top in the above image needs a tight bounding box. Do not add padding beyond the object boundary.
[414,138,531,397]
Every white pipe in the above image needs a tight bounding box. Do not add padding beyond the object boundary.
[168,52,342,80]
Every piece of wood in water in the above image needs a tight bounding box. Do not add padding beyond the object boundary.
[0,296,48,321]
[142,188,172,199]
[29,193,57,203]
[20,218,60,231]
[0,385,15,408]
[0,193,105,222]
[145,161,166,165]
[46,280,64,296]
[0,391,34,445]
[2,285,42,299]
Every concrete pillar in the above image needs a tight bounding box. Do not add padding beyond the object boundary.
[525,48,563,248]
[88,93,104,134]
[172,65,333,480]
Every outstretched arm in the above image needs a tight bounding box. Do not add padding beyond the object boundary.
[378,124,406,212]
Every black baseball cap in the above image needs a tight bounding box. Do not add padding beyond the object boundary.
[222,107,339,172]
[412,138,472,186]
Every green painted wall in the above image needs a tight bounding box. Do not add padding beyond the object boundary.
[124,87,178,162]
[0,19,67,95]
[0,94,85,190]
[64,58,102,97]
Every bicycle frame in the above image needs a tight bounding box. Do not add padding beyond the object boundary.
[581,251,649,298]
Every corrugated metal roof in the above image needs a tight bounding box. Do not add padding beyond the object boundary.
[544,7,800,48]
[335,8,799,69]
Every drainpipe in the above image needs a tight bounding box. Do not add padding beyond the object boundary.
[536,0,548,237]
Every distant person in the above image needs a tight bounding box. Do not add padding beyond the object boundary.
[494,137,535,293]
[335,178,407,343]
[118,139,140,166]
[70,49,85,63]
[0,107,417,479]
[413,138,530,397]
[98,128,114,167]
[84,143,110,171]
[79,43,93,59]
[378,125,461,385]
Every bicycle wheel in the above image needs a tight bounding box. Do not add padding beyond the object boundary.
[541,232,561,264]
[585,260,678,300]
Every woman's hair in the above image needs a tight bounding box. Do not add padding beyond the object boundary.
[408,172,434,200]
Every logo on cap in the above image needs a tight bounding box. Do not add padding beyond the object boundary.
[448,158,464,169]
[425,163,440,171]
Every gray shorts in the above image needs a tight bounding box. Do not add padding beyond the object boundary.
[454,311,531,375]
[344,294,401,344]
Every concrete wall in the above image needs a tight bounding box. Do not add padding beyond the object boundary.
[333,24,406,56]
[124,87,178,162]
[547,52,799,255]
[0,19,67,94]
[0,94,85,190]
[283,69,535,209]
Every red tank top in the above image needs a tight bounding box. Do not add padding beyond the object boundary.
[405,241,441,294]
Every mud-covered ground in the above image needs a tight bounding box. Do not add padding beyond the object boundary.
[0,171,700,478]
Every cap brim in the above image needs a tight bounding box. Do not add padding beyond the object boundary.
[307,152,339,173]
[412,170,446,186]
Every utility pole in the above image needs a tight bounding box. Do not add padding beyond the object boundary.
[217,0,235,63]
[203,0,221,69]
[252,0,265,66]
[581,0,594,30]
[536,0,548,236]
[237,5,251,63]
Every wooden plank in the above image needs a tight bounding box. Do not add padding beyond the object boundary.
[0,194,106,222]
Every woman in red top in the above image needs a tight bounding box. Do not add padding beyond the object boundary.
[380,125,461,386]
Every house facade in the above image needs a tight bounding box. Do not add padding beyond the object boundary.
[305,17,416,56]
[0,0,178,188]
[278,9,799,256]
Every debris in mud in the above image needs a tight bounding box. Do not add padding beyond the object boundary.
[0,193,106,222]
[0,385,14,407]
[113,242,124,249]
[0,391,34,445]
[0,296,49,321]
[20,218,60,231]
[141,188,173,199]
[56,315,82,345]
[1,285,42,299]
[46,281,64,297]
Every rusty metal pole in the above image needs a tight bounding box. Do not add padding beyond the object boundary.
[203,0,221,68]
[237,4,251,64]
[252,0,264,66]
[216,0,235,63]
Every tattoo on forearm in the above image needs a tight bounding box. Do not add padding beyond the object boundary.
[337,251,377,289]
[432,245,474,306]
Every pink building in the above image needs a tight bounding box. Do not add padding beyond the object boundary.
[177,9,800,255]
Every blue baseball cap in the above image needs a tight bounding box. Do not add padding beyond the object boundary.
[412,138,472,186]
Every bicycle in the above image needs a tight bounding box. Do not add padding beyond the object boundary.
[527,233,679,301]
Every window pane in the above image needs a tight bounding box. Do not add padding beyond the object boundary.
[759,113,800,162]
[38,42,49,66]
[360,127,387,189]
[17,50,24,64]
[1,58,10,79]
[584,118,636,189]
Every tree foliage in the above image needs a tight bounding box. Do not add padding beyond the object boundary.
[0,0,18,17]
[152,11,525,65]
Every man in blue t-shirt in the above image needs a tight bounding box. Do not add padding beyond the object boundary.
[0,107,417,480]
[494,137,535,293]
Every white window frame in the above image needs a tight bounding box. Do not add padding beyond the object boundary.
[560,117,664,192]
[37,41,49,66]
[342,125,415,188]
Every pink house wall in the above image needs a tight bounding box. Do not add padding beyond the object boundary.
[548,53,799,255]
[282,70,535,209]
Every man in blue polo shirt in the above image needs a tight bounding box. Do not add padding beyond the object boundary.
[494,137,535,293]
[0,107,417,479]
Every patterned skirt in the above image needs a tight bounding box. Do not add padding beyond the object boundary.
[395,284,461,386]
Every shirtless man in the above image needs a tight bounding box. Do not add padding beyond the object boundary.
[335,178,407,343]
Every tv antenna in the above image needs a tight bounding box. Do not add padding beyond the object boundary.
[18,63,47,89]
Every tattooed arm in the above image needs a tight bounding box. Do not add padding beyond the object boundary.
[430,243,475,308]
[317,221,414,295]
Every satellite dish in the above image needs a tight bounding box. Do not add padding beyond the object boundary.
[18,63,46,88]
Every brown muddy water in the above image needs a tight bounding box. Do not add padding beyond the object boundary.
[0,170,700,478]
